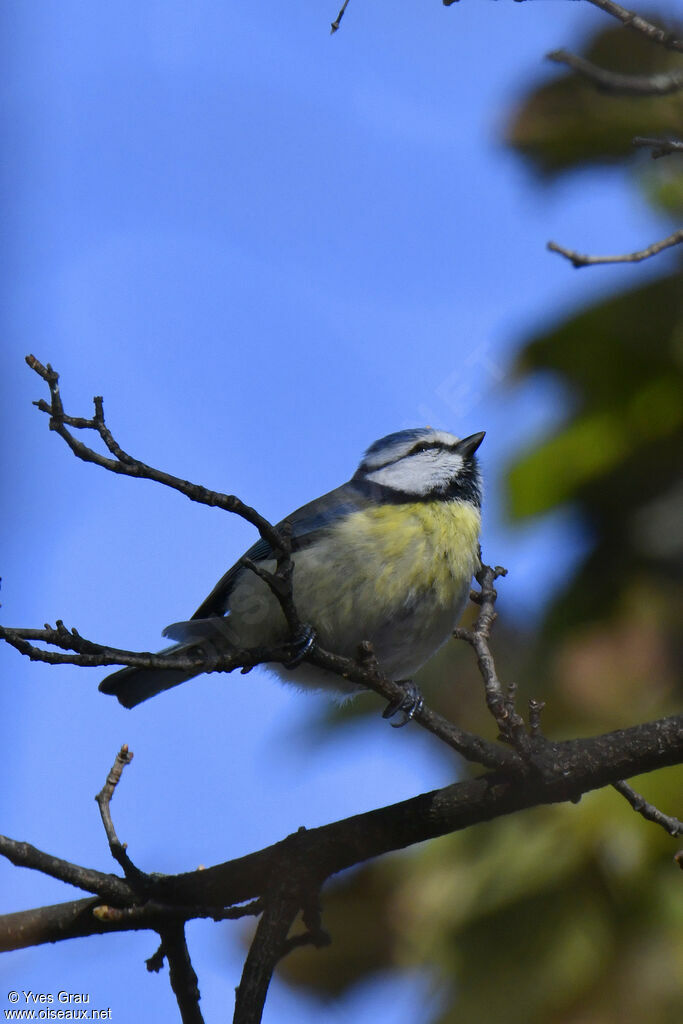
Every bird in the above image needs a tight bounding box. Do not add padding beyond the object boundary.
[99,427,485,720]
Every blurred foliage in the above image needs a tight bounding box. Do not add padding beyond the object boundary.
[267,15,683,1024]
[508,19,683,214]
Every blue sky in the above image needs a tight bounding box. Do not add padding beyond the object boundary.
[2,2,682,1021]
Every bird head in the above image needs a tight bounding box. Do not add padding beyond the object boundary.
[354,428,485,505]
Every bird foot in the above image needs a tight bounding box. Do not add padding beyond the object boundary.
[284,624,318,668]
[382,680,424,728]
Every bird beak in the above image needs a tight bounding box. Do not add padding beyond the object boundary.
[455,431,486,457]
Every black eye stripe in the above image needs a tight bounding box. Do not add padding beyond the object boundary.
[358,442,465,473]
[410,442,461,456]
[375,444,458,468]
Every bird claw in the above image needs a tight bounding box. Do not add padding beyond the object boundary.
[284,624,318,668]
[382,680,424,728]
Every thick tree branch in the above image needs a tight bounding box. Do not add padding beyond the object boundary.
[234,877,329,1023]
[0,895,262,955]
[6,357,682,1024]
[233,888,302,1024]
[0,898,130,954]
[158,922,204,1024]
[2,713,681,955]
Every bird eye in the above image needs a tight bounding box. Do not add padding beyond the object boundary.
[412,442,433,454]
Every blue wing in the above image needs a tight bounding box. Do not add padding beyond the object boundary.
[183,480,374,623]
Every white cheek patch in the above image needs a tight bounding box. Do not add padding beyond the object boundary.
[366,451,464,494]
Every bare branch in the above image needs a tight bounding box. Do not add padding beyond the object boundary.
[3,713,681,956]
[311,642,520,770]
[8,355,682,1024]
[0,620,296,675]
[453,563,533,754]
[584,0,683,54]
[234,889,302,1024]
[25,355,290,565]
[547,48,683,95]
[95,745,150,889]
[547,230,683,267]
[0,833,131,904]
[93,899,263,927]
[445,0,683,53]
[0,898,109,954]
[0,615,515,770]
[0,893,262,956]
[280,892,331,957]
[159,922,204,1024]
[613,780,683,836]
[633,135,683,158]
[330,0,351,34]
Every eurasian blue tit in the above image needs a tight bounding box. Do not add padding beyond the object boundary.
[99,427,485,712]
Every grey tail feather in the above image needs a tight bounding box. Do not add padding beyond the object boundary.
[99,643,198,709]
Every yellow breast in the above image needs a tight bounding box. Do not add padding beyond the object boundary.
[227,498,481,677]
[329,500,481,605]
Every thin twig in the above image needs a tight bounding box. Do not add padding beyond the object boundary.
[95,745,148,887]
[330,0,351,34]
[0,834,132,904]
[239,553,299,638]
[26,354,304,657]
[633,135,683,158]
[583,0,683,54]
[528,699,546,738]
[613,780,683,836]
[453,563,531,753]
[547,230,683,267]
[0,618,516,770]
[547,48,683,95]
[0,620,294,674]
[25,356,289,563]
